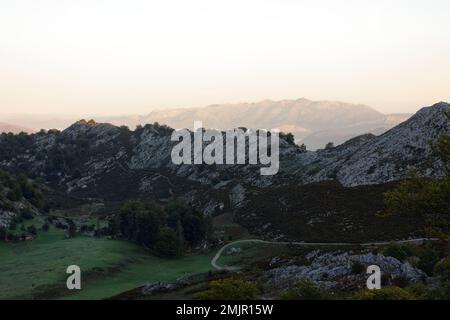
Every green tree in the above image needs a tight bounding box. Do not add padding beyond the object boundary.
[182,212,206,245]
[27,225,37,236]
[154,226,183,258]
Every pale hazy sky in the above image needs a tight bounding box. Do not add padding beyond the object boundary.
[0,0,449,115]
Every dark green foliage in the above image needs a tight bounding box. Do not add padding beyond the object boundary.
[417,247,440,276]
[9,221,17,231]
[384,172,450,222]
[113,198,210,256]
[0,170,48,213]
[154,226,183,258]
[282,278,332,300]
[0,227,6,240]
[383,243,410,262]
[0,132,34,162]
[182,212,207,245]
[434,256,450,281]
[41,222,50,232]
[20,209,34,220]
[280,132,295,145]
[353,286,414,300]
[26,225,37,236]
[118,201,164,246]
[196,277,259,300]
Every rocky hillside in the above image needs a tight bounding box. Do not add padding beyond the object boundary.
[0,170,47,229]
[2,99,411,150]
[0,103,448,218]
[293,102,450,186]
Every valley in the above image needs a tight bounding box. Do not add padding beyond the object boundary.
[0,102,449,300]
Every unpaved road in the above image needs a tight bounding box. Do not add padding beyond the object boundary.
[211,238,439,271]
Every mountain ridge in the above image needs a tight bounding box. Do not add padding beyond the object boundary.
[1,98,412,150]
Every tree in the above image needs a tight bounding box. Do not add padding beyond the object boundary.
[42,222,50,232]
[27,225,37,236]
[325,142,334,150]
[118,201,164,246]
[0,227,6,241]
[281,132,295,145]
[154,226,182,258]
[182,212,206,245]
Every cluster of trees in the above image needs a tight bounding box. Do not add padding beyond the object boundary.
[0,170,48,211]
[41,132,98,175]
[110,198,212,257]
[0,132,33,162]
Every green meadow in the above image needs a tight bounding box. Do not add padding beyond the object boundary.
[0,226,213,300]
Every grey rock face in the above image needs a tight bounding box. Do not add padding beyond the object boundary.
[265,250,426,289]
[0,210,16,229]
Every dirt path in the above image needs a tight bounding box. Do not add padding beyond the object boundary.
[211,238,438,271]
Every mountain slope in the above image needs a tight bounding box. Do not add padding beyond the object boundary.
[295,102,450,186]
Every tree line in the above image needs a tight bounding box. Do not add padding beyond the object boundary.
[109,198,212,258]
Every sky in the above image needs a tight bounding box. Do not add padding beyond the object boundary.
[0,0,449,115]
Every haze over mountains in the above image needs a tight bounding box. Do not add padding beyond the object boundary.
[0,122,34,134]
[1,98,411,150]
[134,99,412,150]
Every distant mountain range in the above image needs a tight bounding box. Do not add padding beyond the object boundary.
[106,98,412,150]
[1,98,412,150]
[0,122,34,134]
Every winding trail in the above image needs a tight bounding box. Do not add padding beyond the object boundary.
[211,238,439,271]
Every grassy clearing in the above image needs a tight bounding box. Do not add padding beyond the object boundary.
[0,225,213,300]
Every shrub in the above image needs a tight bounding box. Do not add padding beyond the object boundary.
[41,222,50,232]
[0,227,6,240]
[383,243,410,261]
[282,278,332,300]
[417,247,440,276]
[406,282,430,300]
[434,256,450,280]
[353,287,415,300]
[20,209,34,220]
[26,225,37,236]
[196,278,259,300]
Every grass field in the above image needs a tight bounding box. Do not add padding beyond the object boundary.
[0,225,213,300]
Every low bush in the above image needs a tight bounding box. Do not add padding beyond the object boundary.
[282,278,332,300]
[196,278,259,300]
[353,286,415,300]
